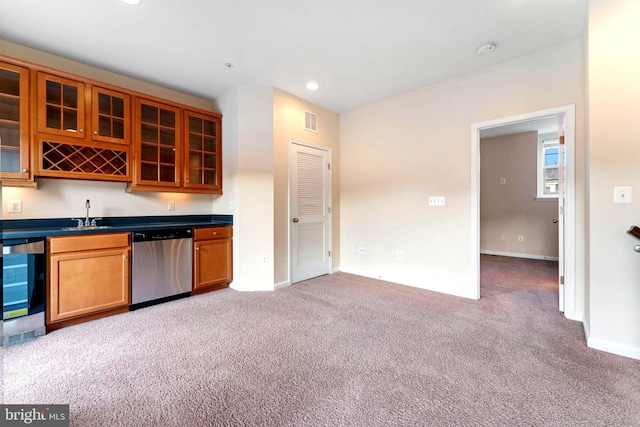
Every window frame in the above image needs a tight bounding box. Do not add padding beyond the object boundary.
[537,132,562,199]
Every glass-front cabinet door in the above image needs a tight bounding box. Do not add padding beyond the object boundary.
[37,72,85,139]
[0,62,30,180]
[183,110,221,192]
[135,98,181,188]
[91,86,130,145]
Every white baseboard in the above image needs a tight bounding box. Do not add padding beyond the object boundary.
[332,267,340,274]
[338,267,379,280]
[480,250,559,261]
[566,311,584,322]
[274,280,290,290]
[583,319,590,341]
[587,335,640,360]
[337,267,476,300]
[585,317,640,360]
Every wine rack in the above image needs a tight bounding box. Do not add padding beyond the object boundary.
[40,141,128,180]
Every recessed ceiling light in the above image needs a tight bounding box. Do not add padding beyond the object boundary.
[306,81,319,91]
[476,42,497,55]
[121,0,142,5]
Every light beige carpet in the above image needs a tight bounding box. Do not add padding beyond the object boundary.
[2,260,640,426]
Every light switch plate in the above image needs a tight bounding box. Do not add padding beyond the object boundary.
[614,186,632,204]
[428,196,445,206]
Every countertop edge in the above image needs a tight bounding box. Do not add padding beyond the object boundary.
[2,215,233,240]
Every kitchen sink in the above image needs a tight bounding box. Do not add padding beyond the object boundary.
[61,226,113,231]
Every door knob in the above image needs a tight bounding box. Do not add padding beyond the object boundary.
[552,218,558,223]
[634,245,640,253]
[293,218,299,223]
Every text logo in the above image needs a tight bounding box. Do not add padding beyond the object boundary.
[2,405,69,426]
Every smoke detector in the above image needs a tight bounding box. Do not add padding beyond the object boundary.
[476,42,497,55]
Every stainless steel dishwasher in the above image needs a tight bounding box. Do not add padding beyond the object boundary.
[130,228,193,310]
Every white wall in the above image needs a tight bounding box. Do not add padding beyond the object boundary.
[586,0,640,359]
[2,179,214,220]
[340,39,585,301]
[213,86,275,292]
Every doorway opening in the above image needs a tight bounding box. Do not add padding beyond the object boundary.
[471,105,578,320]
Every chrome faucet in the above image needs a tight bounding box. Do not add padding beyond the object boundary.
[70,199,102,228]
[85,199,91,227]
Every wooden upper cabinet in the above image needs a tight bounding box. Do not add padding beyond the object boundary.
[0,61,30,181]
[132,97,181,189]
[129,99,223,193]
[183,110,222,193]
[1,55,222,192]
[91,86,130,145]
[36,72,131,145]
[37,72,86,139]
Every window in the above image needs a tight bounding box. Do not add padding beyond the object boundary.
[537,132,564,198]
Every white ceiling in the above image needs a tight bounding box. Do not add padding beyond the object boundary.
[0,0,587,113]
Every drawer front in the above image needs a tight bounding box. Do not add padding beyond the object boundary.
[194,226,232,241]
[49,232,130,254]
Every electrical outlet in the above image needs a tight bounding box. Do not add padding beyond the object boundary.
[396,250,404,261]
[358,246,366,255]
[167,201,175,211]
[7,200,22,213]
[517,235,524,242]
[500,234,506,241]
[428,196,445,206]
[261,255,268,264]
[500,178,507,185]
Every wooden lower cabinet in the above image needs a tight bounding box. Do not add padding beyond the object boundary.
[192,226,233,294]
[47,233,130,330]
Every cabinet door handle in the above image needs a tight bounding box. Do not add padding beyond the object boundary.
[293,218,299,223]
[79,128,84,133]
[196,247,200,251]
[212,232,217,235]
[22,168,28,173]
[93,130,98,135]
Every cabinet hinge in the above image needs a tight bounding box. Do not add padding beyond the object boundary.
[328,206,331,214]
[328,163,331,170]
[559,135,565,146]
[560,275,565,285]
[328,250,331,257]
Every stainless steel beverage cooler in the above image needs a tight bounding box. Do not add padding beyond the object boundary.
[2,238,46,346]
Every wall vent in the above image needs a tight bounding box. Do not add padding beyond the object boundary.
[304,111,317,133]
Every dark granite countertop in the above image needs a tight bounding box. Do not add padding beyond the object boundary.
[1,214,233,240]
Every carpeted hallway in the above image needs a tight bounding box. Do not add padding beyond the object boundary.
[2,258,639,426]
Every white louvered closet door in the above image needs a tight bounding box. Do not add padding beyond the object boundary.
[290,142,331,283]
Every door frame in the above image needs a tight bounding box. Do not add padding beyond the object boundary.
[288,138,333,284]
[470,105,578,321]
